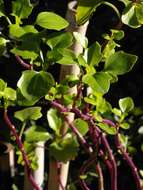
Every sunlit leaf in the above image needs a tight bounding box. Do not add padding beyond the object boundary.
[49,133,79,162]
[82,72,111,94]
[25,125,51,142]
[97,123,116,135]
[104,51,137,75]
[87,41,102,66]
[12,0,33,19]
[17,70,55,101]
[47,108,62,135]
[119,97,134,113]
[47,32,73,49]
[122,3,141,28]
[74,118,88,135]
[14,107,42,122]
[36,12,69,30]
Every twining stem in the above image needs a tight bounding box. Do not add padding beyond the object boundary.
[115,133,141,190]
[96,163,104,190]
[51,101,118,190]
[51,101,93,154]
[100,132,117,190]
[15,55,32,70]
[3,109,41,190]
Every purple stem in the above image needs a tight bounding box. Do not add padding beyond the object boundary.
[15,55,32,70]
[115,133,141,190]
[79,156,96,190]
[99,131,117,190]
[96,163,104,190]
[51,101,93,154]
[4,109,41,190]
[71,107,117,190]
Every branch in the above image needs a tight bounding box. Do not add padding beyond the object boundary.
[115,133,141,190]
[15,55,32,70]
[3,109,41,190]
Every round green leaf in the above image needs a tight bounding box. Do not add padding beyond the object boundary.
[12,0,33,19]
[74,118,89,136]
[47,108,62,135]
[17,70,55,101]
[47,32,73,49]
[104,51,137,75]
[25,125,51,143]
[0,79,7,92]
[119,97,134,113]
[3,87,16,101]
[120,122,130,129]
[49,133,79,162]
[136,3,143,24]
[82,72,111,94]
[121,3,141,28]
[87,41,102,66]
[97,123,117,135]
[36,12,69,30]
[14,107,42,122]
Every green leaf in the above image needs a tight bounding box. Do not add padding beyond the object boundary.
[36,12,69,30]
[104,51,137,75]
[73,32,88,49]
[120,122,130,129]
[57,49,77,65]
[16,88,38,106]
[121,3,141,28]
[25,125,51,143]
[12,0,33,19]
[136,3,143,24]
[110,29,124,40]
[87,41,102,66]
[76,0,103,25]
[11,48,38,60]
[112,108,122,116]
[82,72,111,94]
[17,70,55,101]
[76,0,119,25]
[0,0,4,17]
[47,108,62,135]
[0,79,7,92]
[77,54,87,67]
[46,49,63,63]
[97,123,117,135]
[47,32,73,49]
[9,24,37,38]
[74,118,88,136]
[3,87,16,101]
[14,107,42,122]
[119,97,134,113]
[0,37,8,55]
[49,133,79,162]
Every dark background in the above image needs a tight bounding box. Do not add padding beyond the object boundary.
[0,0,143,190]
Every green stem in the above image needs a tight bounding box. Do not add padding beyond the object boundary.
[19,122,26,139]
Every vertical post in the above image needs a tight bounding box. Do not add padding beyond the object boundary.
[48,1,89,190]
[0,142,15,190]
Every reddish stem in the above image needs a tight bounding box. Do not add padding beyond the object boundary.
[51,101,93,154]
[71,107,117,190]
[115,133,141,190]
[15,55,32,70]
[4,109,41,190]
[79,156,96,190]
